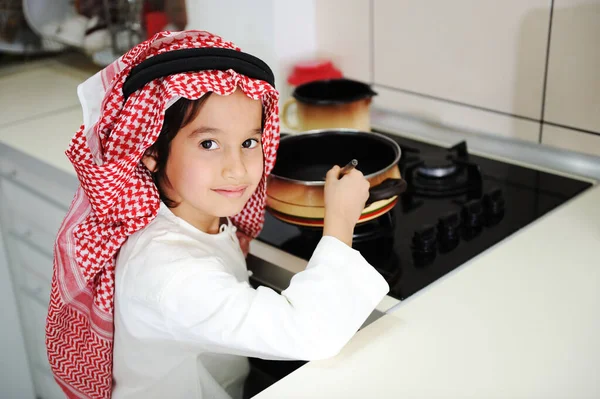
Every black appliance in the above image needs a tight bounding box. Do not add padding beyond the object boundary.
[243,130,593,398]
[256,130,593,301]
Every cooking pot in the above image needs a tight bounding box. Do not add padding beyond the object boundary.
[266,129,407,227]
[281,79,377,131]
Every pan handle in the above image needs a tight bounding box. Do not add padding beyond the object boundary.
[366,178,408,206]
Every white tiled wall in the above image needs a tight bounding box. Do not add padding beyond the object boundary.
[542,124,600,157]
[185,0,318,102]
[375,86,541,143]
[373,0,550,120]
[544,0,600,134]
[314,0,600,157]
[314,0,371,83]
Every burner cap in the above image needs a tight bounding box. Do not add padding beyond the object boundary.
[416,162,459,179]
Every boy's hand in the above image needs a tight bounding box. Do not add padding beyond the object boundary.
[323,165,370,246]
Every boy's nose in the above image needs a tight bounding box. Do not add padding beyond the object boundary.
[222,149,247,179]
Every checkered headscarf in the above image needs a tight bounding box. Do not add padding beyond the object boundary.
[45,30,280,398]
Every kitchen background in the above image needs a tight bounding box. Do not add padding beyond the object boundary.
[4,0,600,155]
[2,0,599,157]
[1,1,599,398]
[185,0,600,157]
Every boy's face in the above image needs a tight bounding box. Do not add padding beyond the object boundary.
[159,88,264,232]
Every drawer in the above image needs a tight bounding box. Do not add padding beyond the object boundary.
[21,296,52,373]
[8,215,57,257]
[5,227,54,284]
[0,156,76,208]
[32,366,67,399]
[31,368,47,399]
[19,265,52,309]
[0,177,69,239]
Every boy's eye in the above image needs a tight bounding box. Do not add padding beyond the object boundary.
[242,138,259,149]
[200,140,219,150]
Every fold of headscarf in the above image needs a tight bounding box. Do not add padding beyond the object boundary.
[45,30,280,398]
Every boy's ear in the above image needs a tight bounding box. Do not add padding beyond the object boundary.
[141,150,158,173]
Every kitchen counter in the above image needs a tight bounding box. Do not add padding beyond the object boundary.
[2,62,600,399]
[0,55,96,175]
[254,183,600,398]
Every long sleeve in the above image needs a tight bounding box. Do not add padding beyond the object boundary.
[157,235,389,361]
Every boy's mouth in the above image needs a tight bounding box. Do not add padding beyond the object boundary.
[212,185,248,198]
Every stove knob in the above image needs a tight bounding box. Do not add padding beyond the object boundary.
[411,224,437,266]
[462,199,484,230]
[412,225,437,253]
[437,212,460,252]
[483,188,505,225]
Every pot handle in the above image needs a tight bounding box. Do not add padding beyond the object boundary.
[366,178,407,206]
[281,98,300,130]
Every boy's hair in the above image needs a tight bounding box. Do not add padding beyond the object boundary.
[147,94,212,207]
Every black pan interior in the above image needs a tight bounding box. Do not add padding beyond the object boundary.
[272,131,398,181]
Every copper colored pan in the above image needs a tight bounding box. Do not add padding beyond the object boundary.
[266,129,407,227]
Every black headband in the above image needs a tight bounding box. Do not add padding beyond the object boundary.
[122,48,276,100]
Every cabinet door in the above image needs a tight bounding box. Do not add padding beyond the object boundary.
[0,226,36,398]
[0,149,77,399]
[373,0,551,119]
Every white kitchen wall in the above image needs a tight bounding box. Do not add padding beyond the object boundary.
[314,0,371,83]
[314,0,600,157]
[184,0,317,101]
[542,0,600,153]
[182,0,599,157]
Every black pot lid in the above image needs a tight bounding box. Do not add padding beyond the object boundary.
[292,78,378,105]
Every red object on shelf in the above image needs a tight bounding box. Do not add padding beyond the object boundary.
[287,60,343,86]
[145,11,169,38]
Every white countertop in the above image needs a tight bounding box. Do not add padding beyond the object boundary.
[254,184,600,398]
[0,56,97,175]
[2,61,600,399]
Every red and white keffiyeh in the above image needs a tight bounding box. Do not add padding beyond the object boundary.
[46,30,280,398]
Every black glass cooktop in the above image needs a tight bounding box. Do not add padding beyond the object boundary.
[256,131,593,301]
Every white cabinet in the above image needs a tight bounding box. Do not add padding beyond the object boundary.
[372,0,551,119]
[0,145,78,399]
[0,219,36,399]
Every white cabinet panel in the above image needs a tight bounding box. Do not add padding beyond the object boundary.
[32,367,67,399]
[0,146,77,399]
[1,178,69,240]
[315,0,371,82]
[0,225,36,399]
[12,236,53,302]
[22,296,53,372]
[373,0,551,119]
[544,0,600,133]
